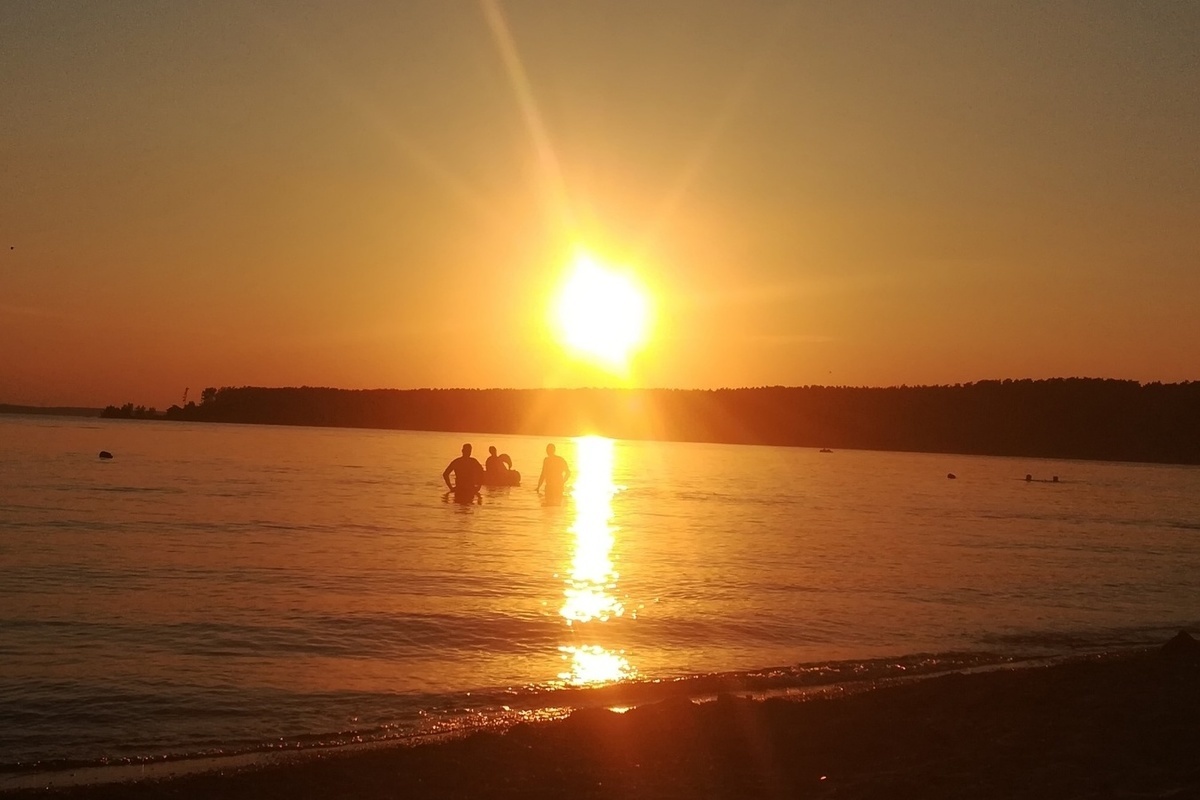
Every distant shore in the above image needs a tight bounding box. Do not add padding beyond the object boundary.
[0,405,101,418]
[9,636,1200,800]
[12,377,1200,464]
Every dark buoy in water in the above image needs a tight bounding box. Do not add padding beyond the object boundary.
[1025,473,1032,482]
[99,451,113,459]
[947,473,956,479]
[1052,475,1059,482]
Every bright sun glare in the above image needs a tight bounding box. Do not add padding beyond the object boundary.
[552,252,650,370]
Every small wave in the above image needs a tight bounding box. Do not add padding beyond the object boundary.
[0,649,1049,789]
[976,622,1197,653]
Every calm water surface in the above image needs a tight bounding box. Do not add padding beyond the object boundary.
[1,415,1198,777]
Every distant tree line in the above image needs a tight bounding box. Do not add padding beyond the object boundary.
[0,404,102,417]
[100,402,160,419]
[105,378,1200,465]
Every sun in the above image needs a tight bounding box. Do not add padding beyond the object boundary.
[552,252,650,370]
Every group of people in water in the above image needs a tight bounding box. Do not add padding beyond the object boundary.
[442,442,571,505]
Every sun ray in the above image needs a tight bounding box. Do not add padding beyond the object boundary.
[639,5,806,255]
[247,6,498,227]
[479,0,572,229]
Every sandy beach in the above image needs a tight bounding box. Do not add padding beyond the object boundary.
[8,634,1199,800]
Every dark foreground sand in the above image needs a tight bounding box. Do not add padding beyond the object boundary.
[9,636,1200,800]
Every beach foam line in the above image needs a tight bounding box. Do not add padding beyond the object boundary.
[0,650,1037,789]
[6,637,1200,798]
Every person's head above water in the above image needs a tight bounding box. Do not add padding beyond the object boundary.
[546,443,556,455]
[489,446,497,456]
[461,443,472,456]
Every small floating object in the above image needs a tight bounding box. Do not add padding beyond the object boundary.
[1025,474,1033,482]
[819,448,833,453]
[1052,475,1059,482]
[482,469,521,487]
[98,451,113,459]
[947,472,956,479]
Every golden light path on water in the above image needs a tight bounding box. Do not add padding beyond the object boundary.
[557,436,636,686]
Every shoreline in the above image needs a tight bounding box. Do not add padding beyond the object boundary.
[7,409,1199,469]
[0,650,1040,789]
[8,638,1199,799]
[17,378,1200,465]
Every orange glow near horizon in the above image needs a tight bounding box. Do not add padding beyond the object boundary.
[3,5,1198,409]
[557,436,635,686]
[550,251,651,377]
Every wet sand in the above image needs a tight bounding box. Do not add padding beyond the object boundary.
[9,636,1200,800]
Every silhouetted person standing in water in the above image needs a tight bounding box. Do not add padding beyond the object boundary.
[536,443,571,504]
[443,444,483,504]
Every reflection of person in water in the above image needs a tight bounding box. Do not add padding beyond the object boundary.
[536,443,571,502]
[443,443,483,504]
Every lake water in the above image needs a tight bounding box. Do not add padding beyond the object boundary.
[2,414,1198,781]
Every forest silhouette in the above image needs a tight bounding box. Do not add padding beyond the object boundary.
[99,379,1200,465]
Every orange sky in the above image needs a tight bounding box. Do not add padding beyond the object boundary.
[3,2,1198,409]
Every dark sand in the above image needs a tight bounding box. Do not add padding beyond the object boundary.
[9,637,1200,800]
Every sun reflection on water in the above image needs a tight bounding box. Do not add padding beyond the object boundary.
[557,436,636,686]
[558,644,633,686]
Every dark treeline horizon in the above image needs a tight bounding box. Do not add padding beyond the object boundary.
[0,403,102,417]
[99,378,1200,465]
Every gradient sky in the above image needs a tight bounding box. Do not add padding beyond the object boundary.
[3,1,1198,408]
